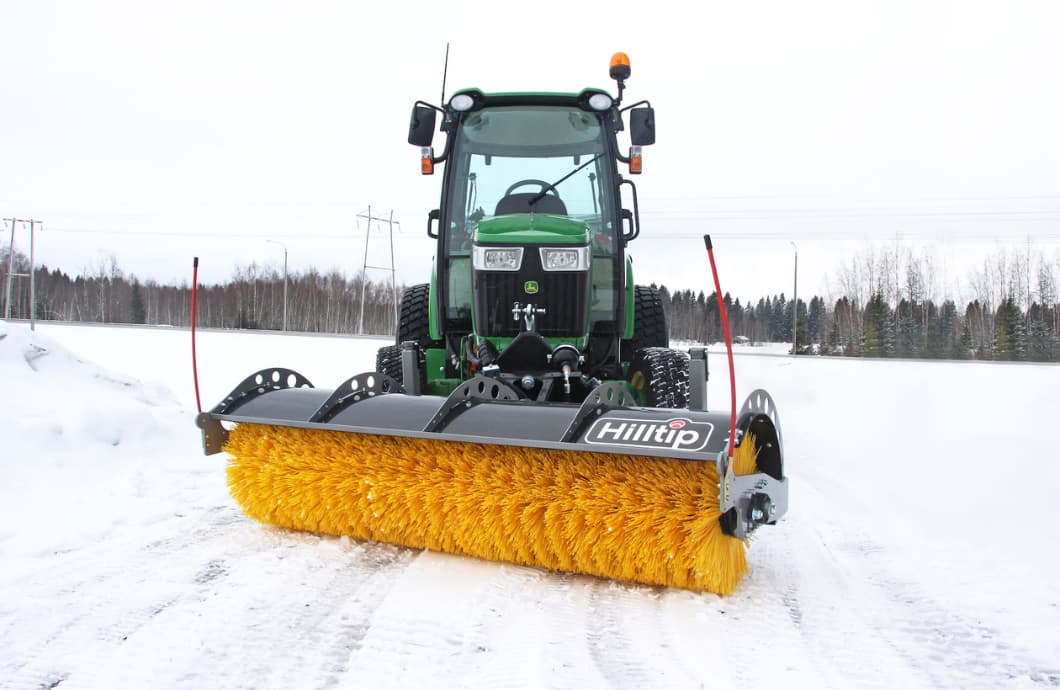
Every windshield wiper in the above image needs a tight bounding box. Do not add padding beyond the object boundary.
[528,155,603,207]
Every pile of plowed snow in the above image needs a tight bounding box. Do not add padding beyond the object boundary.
[0,324,221,556]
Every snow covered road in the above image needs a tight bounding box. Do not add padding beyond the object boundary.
[2,323,1057,689]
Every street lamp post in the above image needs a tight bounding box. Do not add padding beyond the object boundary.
[267,240,288,332]
[790,241,798,355]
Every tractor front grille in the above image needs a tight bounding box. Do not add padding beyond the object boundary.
[473,251,589,337]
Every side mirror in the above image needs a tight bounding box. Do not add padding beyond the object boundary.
[629,107,655,146]
[408,105,437,147]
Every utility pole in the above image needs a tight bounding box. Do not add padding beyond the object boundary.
[4,217,17,320]
[4,217,36,322]
[790,241,798,355]
[29,220,40,330]
[387,209,397,328]
[266,240,288,331]
[358,205,371,335]
[355,206,400,335]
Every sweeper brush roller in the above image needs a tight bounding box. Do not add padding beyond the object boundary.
[226,424,761,594]
[197,371,788,595]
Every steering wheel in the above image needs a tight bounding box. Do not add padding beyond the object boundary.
[504,179,561,198]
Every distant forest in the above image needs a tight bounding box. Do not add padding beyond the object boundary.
[3,246,1058,362]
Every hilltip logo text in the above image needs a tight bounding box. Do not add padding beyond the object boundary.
[583,417,713,452]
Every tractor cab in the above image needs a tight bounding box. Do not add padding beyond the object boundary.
[403,53,659,401]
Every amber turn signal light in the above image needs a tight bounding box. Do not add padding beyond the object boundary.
[629,145,642,174]
[609,52,631,81]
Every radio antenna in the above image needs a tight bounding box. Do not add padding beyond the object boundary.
[440,42,450,104]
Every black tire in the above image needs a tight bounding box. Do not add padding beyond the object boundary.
[397,283,432,346]
[375,344,426,390]
[395,282,441,386]
[628,347,689,408]
[630,285,669,352]
[376,345,403,381]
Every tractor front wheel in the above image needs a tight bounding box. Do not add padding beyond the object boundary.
[628,347,690,408]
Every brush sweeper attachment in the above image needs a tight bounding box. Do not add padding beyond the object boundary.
[194,52,788,594]
[197,356,787,594]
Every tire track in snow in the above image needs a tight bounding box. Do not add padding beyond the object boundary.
[780,506,1058,689]
[339,555,698,690]
[339,555,555,690]
[3,497,418,690]
[1,505,244,690]
[312,543,419,689]
[76,534,416,689]
[732,520,935,689]
[585,581,700,689]
[853,549,1060,688]
[530,572,613,690]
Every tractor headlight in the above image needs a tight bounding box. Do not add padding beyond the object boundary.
[539,247,590,271]
[473,246,524,271]
[450,93,475,112]
[587,93,613,111]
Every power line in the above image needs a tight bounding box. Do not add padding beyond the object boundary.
[41,227,367,239]
[31,225,1060,244]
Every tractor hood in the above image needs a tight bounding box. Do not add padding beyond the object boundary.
[474,214,589,246]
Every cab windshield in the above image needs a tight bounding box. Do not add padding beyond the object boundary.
[445,105,616,254]
[441,104,619,326]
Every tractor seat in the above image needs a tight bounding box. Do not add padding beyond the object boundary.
[495,193,567,216]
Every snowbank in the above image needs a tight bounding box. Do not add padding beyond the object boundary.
[0,324,213,556]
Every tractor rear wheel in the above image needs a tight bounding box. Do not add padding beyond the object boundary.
[383,283,435,390]
[631,285,668,351]
[628,347,689,408]
[397,283,432,346]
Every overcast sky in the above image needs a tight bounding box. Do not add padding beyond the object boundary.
[2,0,1058,303]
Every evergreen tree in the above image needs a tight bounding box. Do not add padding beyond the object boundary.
[791,298,811,354]
[772,294,788,341]
[1027,303,1058,361]
[993,297,1027,361]
[895,298,921,358]
[755,297,772,343]
[862,292,895,357]
[704,291,720,343]
[807,296,824,344]
[956,319,973,359]
[937,300,958,358]
[130,279,147,324]
[964,300,990,358]
[826,314,841,355]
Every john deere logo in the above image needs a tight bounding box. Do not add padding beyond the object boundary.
[524,281,539,294]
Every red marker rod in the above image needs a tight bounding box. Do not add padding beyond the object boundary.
[191,257,202,414]
[704,235,737,459]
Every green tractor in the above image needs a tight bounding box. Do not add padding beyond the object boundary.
[197,53,787,592]
[376,53,687,408]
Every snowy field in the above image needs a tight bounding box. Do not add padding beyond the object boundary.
[2,321,1058,689]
